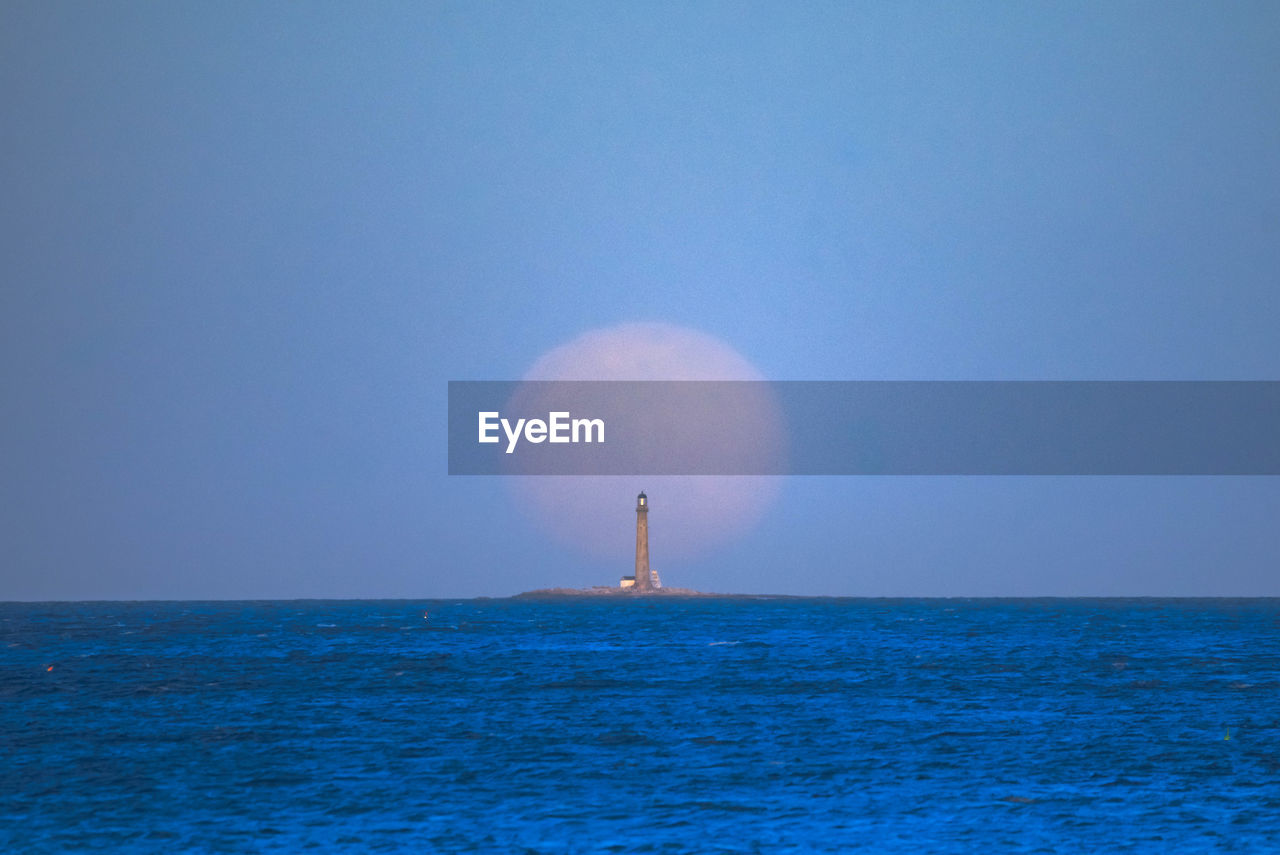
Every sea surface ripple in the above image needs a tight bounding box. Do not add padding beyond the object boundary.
[2,598,1279,852]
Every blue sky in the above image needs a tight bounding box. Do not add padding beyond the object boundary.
[3,2,1278,598]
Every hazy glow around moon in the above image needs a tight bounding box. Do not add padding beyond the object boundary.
[510,322,781,563]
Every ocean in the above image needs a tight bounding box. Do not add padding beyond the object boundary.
[2,598,1278,852]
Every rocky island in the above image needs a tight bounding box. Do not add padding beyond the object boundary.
[515,585,708,598]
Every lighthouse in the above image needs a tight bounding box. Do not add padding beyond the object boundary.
[634,491,652,592]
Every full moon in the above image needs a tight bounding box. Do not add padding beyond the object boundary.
[509,322,781,561]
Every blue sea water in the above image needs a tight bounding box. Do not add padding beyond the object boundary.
[2,598,1279,853]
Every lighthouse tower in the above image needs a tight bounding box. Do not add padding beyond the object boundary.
[634,491,652,592]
